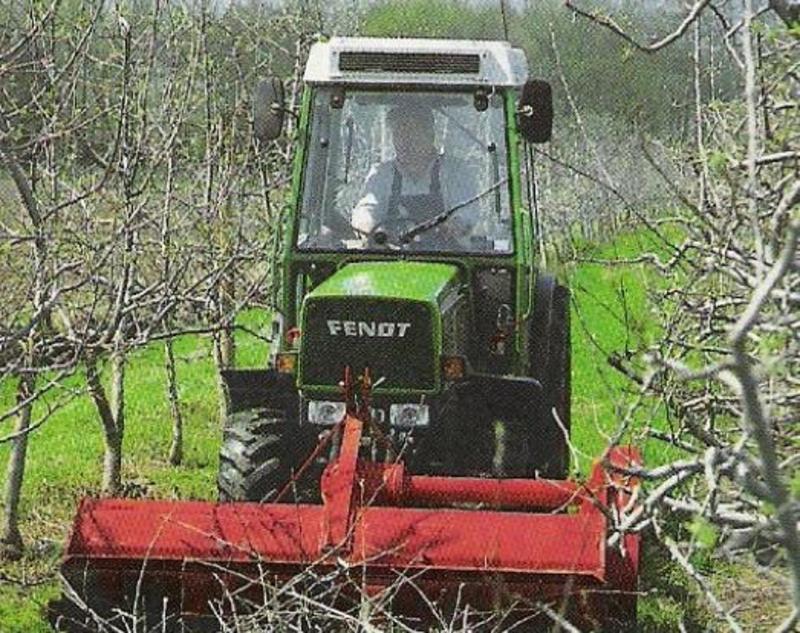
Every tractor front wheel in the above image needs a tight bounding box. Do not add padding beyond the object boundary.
[217,407,289,502]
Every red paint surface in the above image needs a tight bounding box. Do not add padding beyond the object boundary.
[58,416,642,624]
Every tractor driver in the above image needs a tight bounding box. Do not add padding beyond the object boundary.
[351,104,479,248]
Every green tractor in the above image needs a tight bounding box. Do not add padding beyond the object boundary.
[218,37,569,503]
[51,38,644,633]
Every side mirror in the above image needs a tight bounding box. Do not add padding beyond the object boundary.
[517,79,553,144]
[253,78,285,142]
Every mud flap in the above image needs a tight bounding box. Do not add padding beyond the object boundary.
[220,369,297,414]
[456,373,541,421]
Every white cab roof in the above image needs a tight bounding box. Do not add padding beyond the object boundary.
[304,37,528,88]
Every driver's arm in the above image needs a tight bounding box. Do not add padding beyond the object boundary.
[351,164,391,234]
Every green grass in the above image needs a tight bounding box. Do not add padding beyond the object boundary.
[561,230,793,631]
[563,230,714,631]
[0,310,273,632]
[0,235,676,631]
[565,229,678,471]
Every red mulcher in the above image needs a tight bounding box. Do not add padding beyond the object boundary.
[50,407,640,631]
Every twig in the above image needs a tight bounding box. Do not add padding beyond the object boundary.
[564,0,712,53]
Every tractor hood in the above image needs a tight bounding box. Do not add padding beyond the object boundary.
[298,262,461,395]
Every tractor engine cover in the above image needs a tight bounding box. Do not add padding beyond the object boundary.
[298,261,464,395]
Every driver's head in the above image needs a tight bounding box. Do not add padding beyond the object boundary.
[387,104,436,174]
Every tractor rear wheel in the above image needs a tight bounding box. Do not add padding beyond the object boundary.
[528,275,571,479]
[217,407,288,502]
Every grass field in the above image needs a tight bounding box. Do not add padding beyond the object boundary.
[0,310,273,631]
[0,231,784,631]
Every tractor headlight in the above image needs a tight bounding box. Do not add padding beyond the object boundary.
[307,400,346,425]
[389,404,429,428]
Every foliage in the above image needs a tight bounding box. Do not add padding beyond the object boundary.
[558,7,800,630]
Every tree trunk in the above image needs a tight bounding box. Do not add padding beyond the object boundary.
[0,112,46,561]
[213,327,235,425]
[107,343,125,494]
[214,266,235,426]
[0,374,34,561]
[165,336,183,465]
[217,277,236,370]
[101,428,123,496]
[86,347,126,496]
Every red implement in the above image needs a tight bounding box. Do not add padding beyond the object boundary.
[50,414,641,631]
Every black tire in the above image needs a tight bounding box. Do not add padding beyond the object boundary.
[528,275,571,479]
[217,407,288,502]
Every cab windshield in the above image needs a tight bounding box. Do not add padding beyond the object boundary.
[297,88,513,254]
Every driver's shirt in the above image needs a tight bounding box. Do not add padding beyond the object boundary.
[351,155,479,237]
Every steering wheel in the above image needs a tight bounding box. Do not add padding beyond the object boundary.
[368,217,417,249]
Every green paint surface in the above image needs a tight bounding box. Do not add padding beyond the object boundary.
[306,261,460,304]
[298,262,456,394]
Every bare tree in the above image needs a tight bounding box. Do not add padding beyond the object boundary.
[0,0,104,559]
[566,1,799,629]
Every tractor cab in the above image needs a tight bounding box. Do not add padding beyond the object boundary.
[296,87,514,254]
[261,38,551,258]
